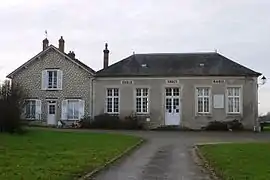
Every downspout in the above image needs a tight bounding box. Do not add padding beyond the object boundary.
[90,77,95,120]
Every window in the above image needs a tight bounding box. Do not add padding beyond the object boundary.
[25,100,36,119]
[61,99,84,120]
[42,70,62,90]
[67,100,80,119]
[106,88,119,113]
[227,87,241,113]
[24,99,41,120]
[135,88,149,113]
[196,87,211,113]
[48,70,57,89]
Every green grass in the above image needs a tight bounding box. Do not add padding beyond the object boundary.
[199,143,270,180]
[0,129,142,180]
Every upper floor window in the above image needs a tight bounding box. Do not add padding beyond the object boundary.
[106,88,119,114]
[227,87,241,114]
[42,70,63,90]
[196,87,211,114]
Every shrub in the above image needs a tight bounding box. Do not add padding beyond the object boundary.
[205,121,228,131]
[0,80,26,133]
[91,113,121,129]
[122,113,144,130]
[80,113,144,130]
[205,119,244,131]
[227,119,244,131]
[79,116,92,129]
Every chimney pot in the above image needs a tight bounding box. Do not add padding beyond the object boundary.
[59,36,65,52]
[103,43,109,69]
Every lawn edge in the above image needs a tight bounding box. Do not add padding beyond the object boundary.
[193,144,221,180]
[78,138,145,180]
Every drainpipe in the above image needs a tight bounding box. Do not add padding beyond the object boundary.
[90,77,95,120]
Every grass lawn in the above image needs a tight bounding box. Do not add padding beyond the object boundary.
[0,129,142,180]
[198,143,270,180]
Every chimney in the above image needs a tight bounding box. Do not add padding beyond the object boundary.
[67,51,76,59]
[103,43,109,69]
[42,38,49,50]
[59,36,65,52]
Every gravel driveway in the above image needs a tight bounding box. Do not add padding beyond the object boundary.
[92,131,270,180]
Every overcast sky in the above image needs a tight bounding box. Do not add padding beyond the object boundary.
[0,0,269,114]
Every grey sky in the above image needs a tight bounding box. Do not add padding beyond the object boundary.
[0,0,269,114]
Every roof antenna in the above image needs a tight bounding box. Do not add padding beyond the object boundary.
[214,49,218,53]
[133,51,135,55]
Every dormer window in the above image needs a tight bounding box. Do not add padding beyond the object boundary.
[141,64,147,67]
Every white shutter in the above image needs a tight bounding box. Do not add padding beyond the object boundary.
[61,100,68,120]
[35,100,42,120]
[79,100,85,119]
[41,70,47,90]
[57,70,63,90]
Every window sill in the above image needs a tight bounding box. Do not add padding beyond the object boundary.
[226,113,242,116]
[44,89,62,91]
[195,113,212,117]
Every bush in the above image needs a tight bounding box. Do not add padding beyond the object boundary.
[80,113,144,130]
[122,113,144,130]
[0,80,26,133]
[205,119,244,131]
[90,113,121,129]
[79,116,92,129]
[227,119,244,131]
[205,121,228,131]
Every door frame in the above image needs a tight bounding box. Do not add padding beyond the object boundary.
[162,84,182,126]
[47,100,57,125]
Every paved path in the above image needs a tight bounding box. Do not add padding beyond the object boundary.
[91,131,270,180]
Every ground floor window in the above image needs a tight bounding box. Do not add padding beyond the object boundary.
[135,88,149,113]
[67,100,80,119]
[196,87,211,113]
[227,87,241,113]
[25,100,36,119]
[106,88,119,113]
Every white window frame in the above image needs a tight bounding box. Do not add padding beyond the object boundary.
[226,86,242,114]
[135,88,149,114]
[62,99,85,120]
[25,99,36,119]
[47,70,58,89]
[42,69,63,90]
[195,86,211,114]
[105,88,119,114]
[67,100,80,120]
[24,99,41,120]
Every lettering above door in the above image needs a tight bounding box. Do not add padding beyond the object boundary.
[121,80,134,85]
[166,79,179,84]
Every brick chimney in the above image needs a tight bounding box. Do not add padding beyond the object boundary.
[42,38,49,50]
[58,36,65,52]
[67,51,76,59]
[103,43,109,69]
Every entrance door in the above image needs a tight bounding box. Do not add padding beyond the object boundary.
[47,101,57,125]
[165,87,181,125]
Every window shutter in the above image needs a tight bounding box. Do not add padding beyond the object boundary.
[35,100,42,120]
[61,100,68,120]
[41,70,47,90]
[79,100,85,119]
[57,70,63,90]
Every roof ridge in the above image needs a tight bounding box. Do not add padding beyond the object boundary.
[134,52,218,55]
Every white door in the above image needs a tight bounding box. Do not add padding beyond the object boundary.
[165,87,181,125]
[47,101,57,125]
